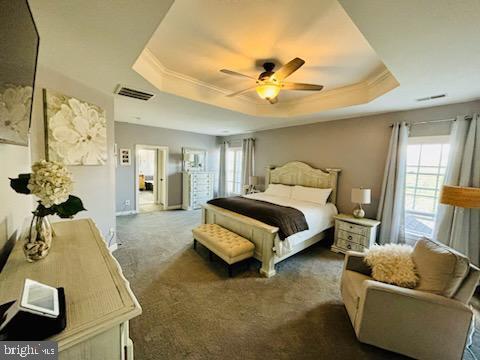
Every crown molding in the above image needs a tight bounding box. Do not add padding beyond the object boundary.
[132,48,399,118]
[142,48,255,100]
[366,67,400,100]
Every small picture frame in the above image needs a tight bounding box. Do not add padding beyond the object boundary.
[120,148,131,166]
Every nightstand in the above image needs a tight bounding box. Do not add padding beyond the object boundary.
[331,214,380,254]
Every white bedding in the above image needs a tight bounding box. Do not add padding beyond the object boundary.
[243,192,338,257]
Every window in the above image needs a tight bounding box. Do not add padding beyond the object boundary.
[405,136,450,240]
[226,147,243,195]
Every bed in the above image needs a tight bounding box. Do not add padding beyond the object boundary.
[201,161,341,277]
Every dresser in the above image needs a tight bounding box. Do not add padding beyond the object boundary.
[331,214,381,254]
[182,171,215,210]
[0,219,141,359]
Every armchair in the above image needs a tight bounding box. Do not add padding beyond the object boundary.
[341,250,480,360]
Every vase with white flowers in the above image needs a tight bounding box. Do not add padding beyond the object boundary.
[9,160,86,262]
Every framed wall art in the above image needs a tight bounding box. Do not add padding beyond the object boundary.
[120,148,131,166]
[44,89,107,165]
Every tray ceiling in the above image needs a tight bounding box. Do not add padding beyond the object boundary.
[30,0,479,135]
[133,0,399,117]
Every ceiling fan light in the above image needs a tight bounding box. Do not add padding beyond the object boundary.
[256,83,281,100]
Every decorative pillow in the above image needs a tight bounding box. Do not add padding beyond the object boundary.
[412,237,469,297]
[364,244,418,288]
[264,184,292,198]
[291,185,332,206]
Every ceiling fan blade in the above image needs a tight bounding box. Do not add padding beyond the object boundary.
[271,57,305,81]
[282,82,324,91]
[220,69,256,80]
[268,97,278,104]
[226,85,256,97]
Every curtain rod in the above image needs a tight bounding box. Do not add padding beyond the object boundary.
[390,115,473,127]
[225,137,256,141]
[412,118,456,126]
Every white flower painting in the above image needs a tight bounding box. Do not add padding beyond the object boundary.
[44,89,107,165]
[0,84,33,146]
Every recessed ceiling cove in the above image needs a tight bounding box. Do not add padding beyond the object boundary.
[133,0,399,118]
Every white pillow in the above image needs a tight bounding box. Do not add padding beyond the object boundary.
[291,186,332,206]
[264,184,292,198]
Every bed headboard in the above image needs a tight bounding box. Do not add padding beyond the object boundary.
[265,161,341,205]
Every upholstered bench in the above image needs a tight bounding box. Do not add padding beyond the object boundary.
[192,224,255,277]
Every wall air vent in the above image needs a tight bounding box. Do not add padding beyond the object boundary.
[114,85,155,101]
[416,94,446,102]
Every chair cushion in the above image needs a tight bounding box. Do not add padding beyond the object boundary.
[192,224,255,259]
[412,237,469,297]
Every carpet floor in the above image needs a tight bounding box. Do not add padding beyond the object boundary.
[114,210,479,360]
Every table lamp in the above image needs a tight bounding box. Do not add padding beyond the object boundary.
[351,188,371,218]
[248,176,259,194]
[439,185,480,208]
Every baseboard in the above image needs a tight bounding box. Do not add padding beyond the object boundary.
[117,206,182,214]
[116,210,137,216]
[167,204,182,210]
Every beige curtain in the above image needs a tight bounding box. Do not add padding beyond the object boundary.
[218,141,228,197]
[434,114,480,265]
[241,138,255,189]
[376,122,409,244]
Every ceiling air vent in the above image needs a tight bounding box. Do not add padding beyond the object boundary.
[114,85,155,101]
[416,94,446,102]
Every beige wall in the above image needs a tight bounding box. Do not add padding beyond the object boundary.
[223,100,480,218]
[115,122,219,212]
[1,68,117,269]
[30,66,116,241]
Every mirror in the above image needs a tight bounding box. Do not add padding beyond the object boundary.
[182,147,207,172]
[0,0,39,146]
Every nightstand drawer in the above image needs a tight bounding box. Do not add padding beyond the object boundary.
[337,221,367,236]
[331,214,380,254]
[337,230,367,246]
[336,238,365,252]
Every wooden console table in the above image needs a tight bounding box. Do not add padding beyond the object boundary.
[0,218,141,359]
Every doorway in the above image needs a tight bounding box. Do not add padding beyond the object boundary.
[135,145,168,213]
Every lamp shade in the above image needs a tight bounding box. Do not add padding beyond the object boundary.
[249,176,259,186]
[351,188,371,204]
[439,185,480,208]
[256,83,280,100]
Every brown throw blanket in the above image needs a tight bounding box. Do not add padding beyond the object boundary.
[207,196,308,240]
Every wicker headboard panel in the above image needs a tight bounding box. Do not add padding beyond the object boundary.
[265,161,341,204]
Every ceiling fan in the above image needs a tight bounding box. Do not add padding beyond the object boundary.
[220,57,324,104]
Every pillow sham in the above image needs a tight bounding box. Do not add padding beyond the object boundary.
[363,244,418,288]
[291,185,332,206]
[264,184,292,198]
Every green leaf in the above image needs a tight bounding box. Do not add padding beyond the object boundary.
[34,202,57,217]
[52,195,86,219]
[9,174,31,194]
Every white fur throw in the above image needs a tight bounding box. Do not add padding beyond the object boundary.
[364,244,418,288]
